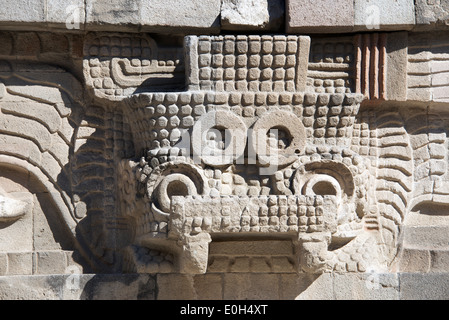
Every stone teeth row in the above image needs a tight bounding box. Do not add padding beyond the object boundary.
[197,35,303,55]
[135,217,168,237]
[179,194,329,206]
[129,92,364,108]
[131,246,175,273]
[185,211,325,235]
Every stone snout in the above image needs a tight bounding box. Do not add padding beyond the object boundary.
[0,191,31,223]
[167,194,343,274]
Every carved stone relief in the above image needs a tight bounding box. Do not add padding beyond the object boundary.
[103,34,394,275]
[112,32,449,275]
[0,58,124,273]
[1,28,449,281]
[83,33,185,104]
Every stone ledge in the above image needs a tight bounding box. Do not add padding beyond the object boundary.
[0,272,449,300]
[286,0,416,33]
[1,0,448,34]
[0,0,222,34]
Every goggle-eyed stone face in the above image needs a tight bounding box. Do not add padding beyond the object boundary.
[0,9,448,291]
[80,32,427,275]
[115,34,375,275]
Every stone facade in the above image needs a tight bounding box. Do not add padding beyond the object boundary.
[1,0,449,300]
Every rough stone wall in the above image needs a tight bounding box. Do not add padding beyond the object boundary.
[1,0,449,300]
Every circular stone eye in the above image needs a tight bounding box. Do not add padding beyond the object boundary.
[251,110,306,167]
[311,180,337,196]
[303,174,342,199]
[156,173,198,212]
[267,126,292,150]
[192,110,247,167]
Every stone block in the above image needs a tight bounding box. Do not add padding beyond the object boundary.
[223,273,280,299]
[271,257,296,273]
[430,250,449,272]
[407,88,432,101]
[415,0,449,30]
[12,32,40,56]
[333,273,399,300]
[85,0,141,31]
[397,248,431,272]
[354,0,415,31]
[221,0,285,31]
[293,273,401,299]
[0,253,7,276]
[208,256,230,272]
[286,0,354,33]
[279,273,322,299]
[295,273,334,299]
[156,274,197,299]
[0,0,86,30]
[433,86,449,102]
[402,226,449,249]
[251,257,272,272]
[35,251,67,275]
[230,257,251,272]
[156,274,224,299]
[0,274,156,300]
[46,0,85,29]
[86,0,221,32]
[139,0,221,33]
[0,275,62,299]
[0,0,221,33]
[7,252,33,275]
[79,274,156,300]
[192,274,223,299]
[386,32,408,101]
[0,0,45,24]
[400,273,449,300]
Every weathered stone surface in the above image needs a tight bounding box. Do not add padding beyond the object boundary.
[386,32,408,101]
[0,0,45,25]
[0,0,221,33]
[332,273,399,300]
[156,274,223,299]
[221,0,285,31]
[0,0,85,31]
[407,31,449,102]
[396,248,431,272]
[403,226,449,249]
[286,0,354,33]
[4,0,449,301]
[354,0,415,31]
[85,0,140,31]
[47,0,85,29]
[86,0,221,32]
[223,273,280,299]
[0,272,429,300]
[0,274,156,300]
[415,0,449,30]
[400,273,449,299]
[140,0,221,32]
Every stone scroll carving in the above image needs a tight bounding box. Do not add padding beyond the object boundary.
[83,33,185,104]
[0,60,93,274]
[0,58,135,274]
